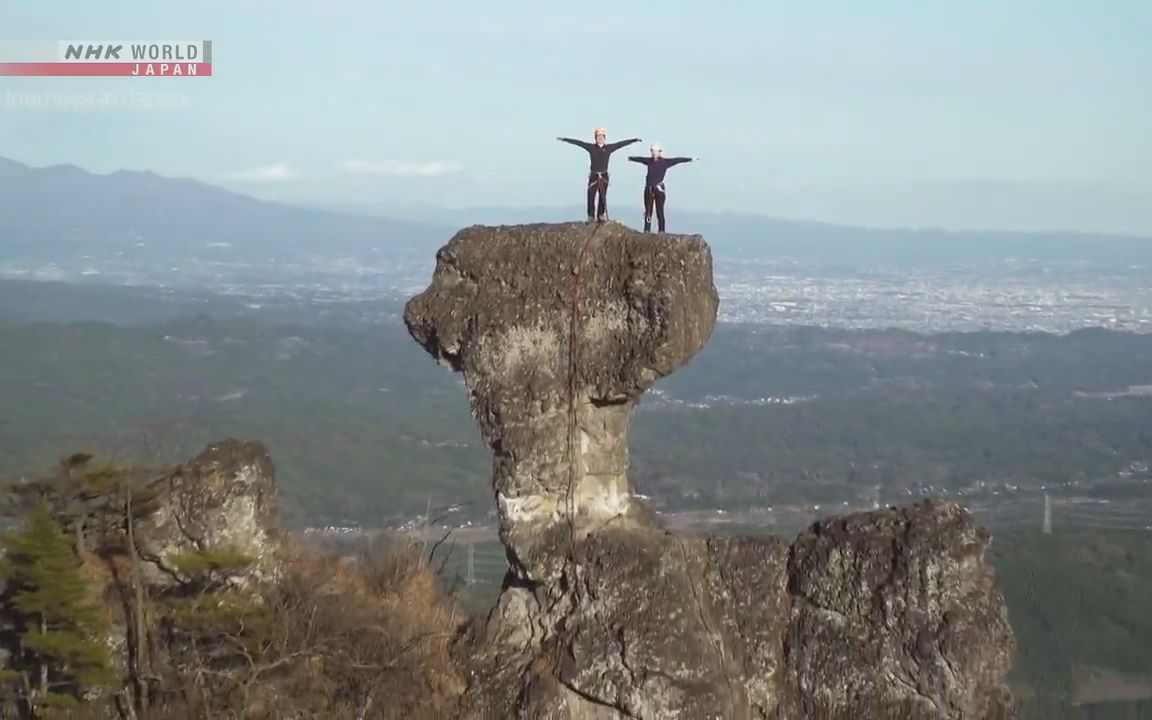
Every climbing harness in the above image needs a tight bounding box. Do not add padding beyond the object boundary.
[643,182,667,232]
[588,171,610,221]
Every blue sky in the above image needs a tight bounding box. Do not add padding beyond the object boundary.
[1,0,1151,234]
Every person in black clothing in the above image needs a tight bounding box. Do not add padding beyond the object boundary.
[628,143,695,233]
[558,128,641,222]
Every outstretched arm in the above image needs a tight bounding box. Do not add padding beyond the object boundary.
[557,137,592,149]
[667,157,695,166]
[627,156,651,164]
[606,137,642,151]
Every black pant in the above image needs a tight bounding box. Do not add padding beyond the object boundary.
[587,171,609,219]
[643,183,667,232]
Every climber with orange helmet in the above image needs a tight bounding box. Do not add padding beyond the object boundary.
[628,143,695,233]
[557,128,641,222]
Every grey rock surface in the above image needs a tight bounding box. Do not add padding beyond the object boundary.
[782,500,1016,719]
[405,221,718,582]
[138,439,281,586]
[406,222,1016,719]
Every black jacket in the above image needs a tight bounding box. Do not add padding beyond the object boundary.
[628,155,693,187]
[559,137,640,173]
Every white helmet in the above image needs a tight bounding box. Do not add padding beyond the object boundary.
[650,143,663,153]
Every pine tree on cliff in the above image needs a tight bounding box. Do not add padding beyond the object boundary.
[0,503,114,716]
[3,452,164,554]
[3,453,96,551]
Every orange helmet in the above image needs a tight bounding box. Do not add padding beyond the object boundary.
[593,127,606,137]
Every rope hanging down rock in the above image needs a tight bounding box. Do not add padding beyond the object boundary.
[564,222,606,546]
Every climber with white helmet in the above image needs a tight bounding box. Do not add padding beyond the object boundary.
[557,128,641,222]
[627,143,695,233]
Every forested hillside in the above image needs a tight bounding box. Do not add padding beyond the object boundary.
[2,294,1150,524]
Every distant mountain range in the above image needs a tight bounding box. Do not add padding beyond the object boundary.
[2,157,1151,289]
[0,157,448,286]
[314,201,1152,266]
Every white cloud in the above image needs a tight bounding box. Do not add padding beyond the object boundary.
[341,160,460,177]
[224,163,301,182]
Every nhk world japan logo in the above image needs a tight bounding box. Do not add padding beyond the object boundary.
[0,41,212,76]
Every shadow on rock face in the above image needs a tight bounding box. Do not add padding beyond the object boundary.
[404,222,1017,720]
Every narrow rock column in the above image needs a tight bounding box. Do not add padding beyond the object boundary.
[404,222,718,580]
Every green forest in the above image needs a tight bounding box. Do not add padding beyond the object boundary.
[992,528,1152,718]
[1,284,1150,524]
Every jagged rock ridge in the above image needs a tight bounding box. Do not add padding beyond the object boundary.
[405,221,1017,719]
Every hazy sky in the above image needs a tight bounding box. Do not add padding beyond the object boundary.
[1,0,1151,234]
